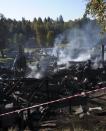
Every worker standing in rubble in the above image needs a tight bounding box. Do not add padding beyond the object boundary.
[13,45,27,77]
[80,92,89,116]
[61,75,70,95]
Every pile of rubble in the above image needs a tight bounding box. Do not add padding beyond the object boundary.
[0,59,106,130]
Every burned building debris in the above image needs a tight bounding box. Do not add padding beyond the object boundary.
[0,44,106,130]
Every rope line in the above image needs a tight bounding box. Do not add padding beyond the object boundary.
[0,87,106,117]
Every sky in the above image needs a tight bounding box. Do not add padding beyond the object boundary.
[0,0,87,21]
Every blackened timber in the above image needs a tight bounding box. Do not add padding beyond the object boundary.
[102,44,104,66]
[45,77,50,101]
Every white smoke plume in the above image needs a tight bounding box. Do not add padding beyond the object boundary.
[52,21,103,65]
[27,20,106,78]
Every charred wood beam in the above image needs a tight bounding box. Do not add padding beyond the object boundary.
[6,80,24,96]
[12,93,28,104]
[29,79,46,103]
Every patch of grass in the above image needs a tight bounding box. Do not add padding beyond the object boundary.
[0,57,13,63]
[24,48,36,53]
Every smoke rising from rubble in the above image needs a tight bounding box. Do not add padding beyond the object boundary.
[52,22,102,64]
[28,21,105,78]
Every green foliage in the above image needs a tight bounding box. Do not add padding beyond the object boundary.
[85,0,106,32]
[47,31,54,47]
[35,17,46,46]
[0,14,69,49]
[0,14,8,57]
[0,13,104,50]
[32,15,66,47]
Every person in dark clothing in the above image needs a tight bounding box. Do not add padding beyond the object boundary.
[13,46,27,77]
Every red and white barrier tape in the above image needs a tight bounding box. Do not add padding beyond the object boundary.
[0,87,106,117]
